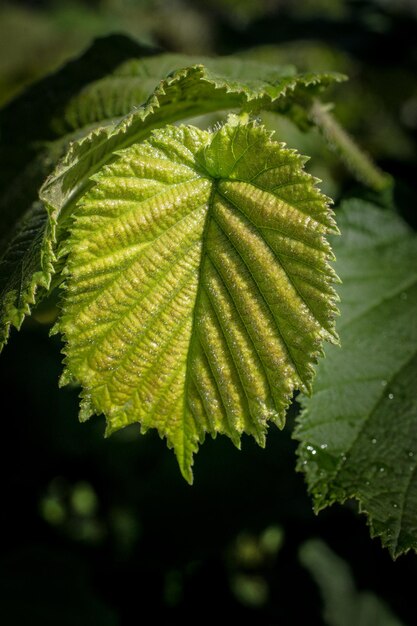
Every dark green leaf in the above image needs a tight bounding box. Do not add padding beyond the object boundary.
[296,200,417,557]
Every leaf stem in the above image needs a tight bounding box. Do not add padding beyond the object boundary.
[310,100,392,193]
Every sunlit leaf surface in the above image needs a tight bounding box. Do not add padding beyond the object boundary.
[59,119,338,481]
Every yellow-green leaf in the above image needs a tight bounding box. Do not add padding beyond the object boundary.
[59,119,339,482]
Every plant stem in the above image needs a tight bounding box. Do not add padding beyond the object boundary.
[310,100,392,193]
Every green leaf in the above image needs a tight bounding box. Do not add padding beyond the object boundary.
[0,201,54,348]
[58,118,339,483]
[0,35,156,351]
[57,52,343,136]
[295,200,417,557]
[299,539,405,626]
[41,58,344,237]
[0,158,57,350]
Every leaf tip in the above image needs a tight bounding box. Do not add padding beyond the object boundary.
[58,367,73,388]
[175,445,195,485]
[79,394,94,422]
[180,464,194,486]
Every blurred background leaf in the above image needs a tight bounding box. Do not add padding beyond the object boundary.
[299,539,405,626]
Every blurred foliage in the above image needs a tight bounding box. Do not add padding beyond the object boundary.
[1,0,417,624]
[300,540,405,626]
[0,0,214,105]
